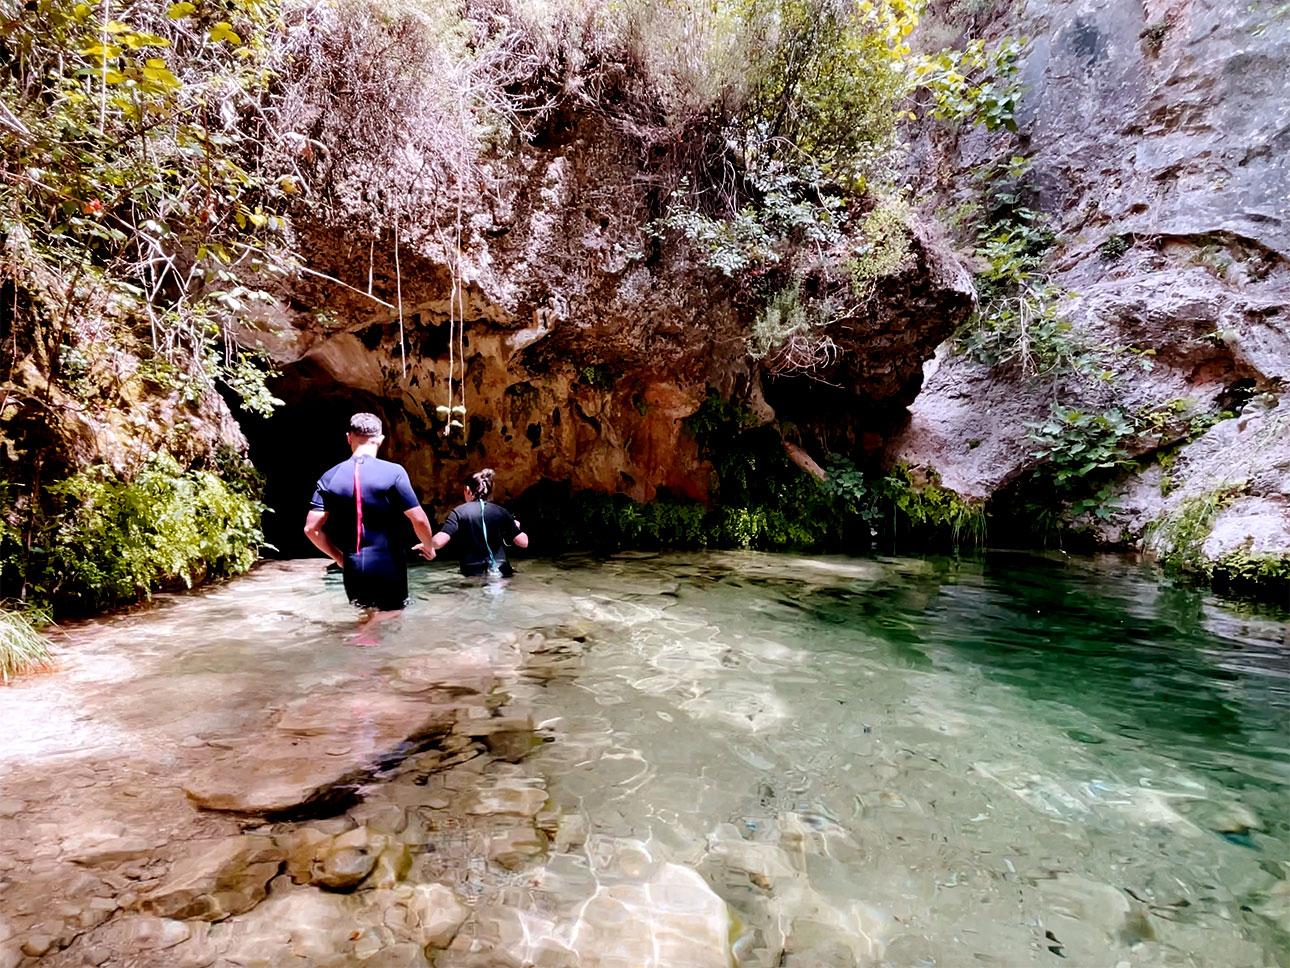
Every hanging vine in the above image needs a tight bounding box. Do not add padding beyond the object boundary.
[394,215,407,379]
[436,170,468,435]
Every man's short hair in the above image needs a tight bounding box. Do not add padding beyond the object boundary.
[348,412,383,438]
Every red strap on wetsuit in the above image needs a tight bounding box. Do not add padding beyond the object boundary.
[353,460,364,553]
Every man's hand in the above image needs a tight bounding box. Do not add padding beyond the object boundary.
[405,506,437,561]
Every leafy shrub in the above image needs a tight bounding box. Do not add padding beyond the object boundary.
[1023,405,1137,522]
[1211,547,1290,594]
[1,0,296,418]
[882,466,987,547]
[521,397,987,554]
[5,455,264,615]
[660,163,846,277]
[952,209,1097,378]
[747,283,841,373]
[912,37,1025,132]
[1145,488,1242,575]
[1027,406,1136,490]
[847,198,915,299]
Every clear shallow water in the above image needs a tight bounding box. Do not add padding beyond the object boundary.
[4,551,1288,966]
[510,552,1290,967]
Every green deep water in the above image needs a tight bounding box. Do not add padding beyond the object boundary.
[2,550,1287,966]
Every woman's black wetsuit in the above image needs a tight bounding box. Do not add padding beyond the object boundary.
[309,455,421,609]
[438,500,521,576]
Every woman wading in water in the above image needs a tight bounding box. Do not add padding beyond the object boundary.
[426,469,528,576]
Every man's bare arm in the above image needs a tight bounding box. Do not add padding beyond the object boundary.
[405,506,437,560]
[304,510,344,567]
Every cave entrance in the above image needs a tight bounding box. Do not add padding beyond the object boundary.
[237,362,394,558]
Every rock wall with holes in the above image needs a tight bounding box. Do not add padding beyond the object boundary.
[888,0,1290,573]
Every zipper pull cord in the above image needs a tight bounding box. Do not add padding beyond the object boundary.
[353,460,364,555]
[479,499,497,571]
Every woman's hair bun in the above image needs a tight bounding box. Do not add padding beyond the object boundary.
[466,468,495,498]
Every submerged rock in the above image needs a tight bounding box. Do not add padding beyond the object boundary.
[95,915,192,951]
[407,883,469,949]
[214,883,361,962]
[313,825,382,890]
[277,826,334,884]
[182,692,457,814]
[137,835,284,921]
[488,822,549,871]
[466,776,548,818]
[568,863,734,968]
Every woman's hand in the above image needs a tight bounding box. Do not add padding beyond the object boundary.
[413,542,436,561]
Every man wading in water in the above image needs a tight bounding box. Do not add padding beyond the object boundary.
[429,468,528,577]
[303,413,437,613]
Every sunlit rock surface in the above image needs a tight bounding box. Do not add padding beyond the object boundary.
[890,0,1290,578]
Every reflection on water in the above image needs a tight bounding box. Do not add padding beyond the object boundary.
[2,550,1287,966]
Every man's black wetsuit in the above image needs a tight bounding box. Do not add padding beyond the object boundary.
[310,455,420,609]
[439,500,521,577]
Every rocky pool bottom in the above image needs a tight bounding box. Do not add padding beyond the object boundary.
[0,552,1287,968]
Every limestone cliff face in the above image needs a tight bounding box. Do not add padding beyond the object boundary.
[890,0,1290,572]
[251,112,974,531]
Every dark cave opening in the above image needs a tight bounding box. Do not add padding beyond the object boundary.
[236,362,411,559]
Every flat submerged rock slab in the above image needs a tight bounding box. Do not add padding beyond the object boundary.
[137,835,284,921]
[183,691,460,814]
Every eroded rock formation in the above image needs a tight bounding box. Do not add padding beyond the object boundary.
[246,112,974,546]
[890,0,1290,579]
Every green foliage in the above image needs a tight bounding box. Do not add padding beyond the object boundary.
[1027,406,1136,489]
[1025,405,1137,521]
[210,445,267,500]
[645,2,1024,375]
[912,37,1025,132]
[952,209,1097,378]
[846,198,914,299]
[1018,398,1242,531]
[0,606,52,682]
[1099,234,1132,261]
[685,394,840,545]
[660,163,845,277]
[578,364,614,389]
[821,458,883,531]
[1147,488,1242,576]
[524,400,987,555]
[1144,486,1289,598]
[737,0,921,188]
[882,465,987,546]
[3,455,264,615]
[531,396,987,554]
[558,493,710,551]
[750,284,810,358]
[748,282,839,362]
[1,0,292,429]
[1211,548,1290,590]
